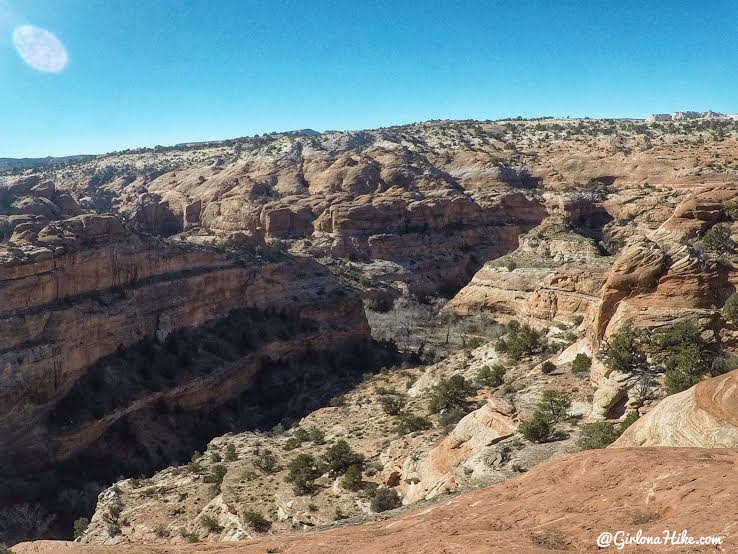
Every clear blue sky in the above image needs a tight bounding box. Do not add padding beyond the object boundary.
[1,0,737,157]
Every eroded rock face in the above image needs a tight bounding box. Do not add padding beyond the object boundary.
[0,215,371,476]
[386,397,519,503]
[448,195,612,327]
[614,370,738,447]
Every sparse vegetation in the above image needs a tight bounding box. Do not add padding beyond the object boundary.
[724,293,738,324]
[285,453,323,495]
[394,413,433,434]
[73,517,89,540]
[702,223,735,256]
[428,374,475,413]
[597,320,647,374]
[370,488,402,512]
[477,363,505,387]
[571,353,592,374]
[540,361,556,374]
[341,465,363,491]
[495,320,545,360]
[518,413,551,443]
[242,509,271,532]
[200,514,223,533]
[322,440,364,476]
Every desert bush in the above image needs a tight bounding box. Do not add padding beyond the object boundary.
[540,361,556,374]
[394,413,432,434]
[370,488,402,512]
[329,395,347,407]
[307,427,326,445]
[242,509,271,532]
[537,390,572,422]
[203,464,227,486]
[341,464,363,491]
[653,321,713,394]
[598,320,647,374]
[428,374,475,413]
[703,223,735,255]
[322,440,364,475]
[577,422,619,450]
[571,353,592,374]
[379,394,405,416]
[617,410,639,433]
[253,448,279,474]
[724,293,738,324]
[496,320,545,360]
[439,407,467,427]
[73,517,89,540]
[224,443,238,461]
[200,514,223,533]
[285,454,323,494]
[477,363,505,387]
[518,413,551,443]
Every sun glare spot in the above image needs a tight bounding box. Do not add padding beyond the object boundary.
[12,24,68,73]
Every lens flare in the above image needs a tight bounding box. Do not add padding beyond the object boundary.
[13,24,68,73]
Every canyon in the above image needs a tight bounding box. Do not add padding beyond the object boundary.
[4,116,738,551]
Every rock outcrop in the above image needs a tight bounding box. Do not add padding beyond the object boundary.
[615,370,738,447]
[14,447,738,553]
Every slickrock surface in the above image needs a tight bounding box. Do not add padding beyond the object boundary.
[615,370,738,447]
[14,448,738,553]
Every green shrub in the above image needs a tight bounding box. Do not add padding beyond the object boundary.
[577,422,619,450]
[598,320,647,374]
[519,413,551,443]
[497,322,545,360]
[617,410,639,434]
[253,448,279,474]
[703,223,735,255]
[370,488,402,512]
[540,361,556,374]
[477,363,505,387]
[242,509,271,532]
[285,453,323,494]
[322,440,364,475]
[653,321,713,394]
[203,464,227,485]
[571,353,592,374]
[329,395,347,407]
[664,369,701,395]
[293,427,310,442]
[200,514,223,533]
[428,374,475,413]
[73,517,90,539]
[724,293,738,324]
[379,394,405,416]
[283,437,301,451]
[537,390,572,423]
[394,413,432,434]
[224,443,238,461]
[180,530,199,543]
[308,427,326,445]
[341,464,363,491]
[572,314,584,326]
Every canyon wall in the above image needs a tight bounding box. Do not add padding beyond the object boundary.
[0,214,371,476]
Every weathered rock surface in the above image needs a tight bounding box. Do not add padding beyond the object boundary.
[15,448,738,553]
[615,370,738,447]
[0,215,370,476]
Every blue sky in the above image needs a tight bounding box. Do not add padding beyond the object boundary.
[1,0,737,157]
